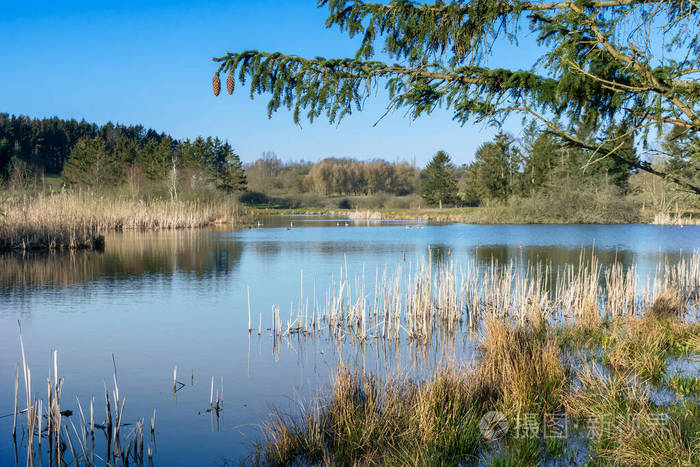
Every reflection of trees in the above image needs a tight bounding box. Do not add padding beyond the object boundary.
[472,245,636,271]
[0,231,243,292]
[429,244,450,265]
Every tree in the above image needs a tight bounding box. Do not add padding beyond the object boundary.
[470,132,522,200]
[214,143,247,192]
[213,0,700,195]
[522,121,560,193]
[62,136,110,187]
[422,150,458,207]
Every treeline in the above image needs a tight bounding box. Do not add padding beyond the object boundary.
[0,113,246,195]
[246,153,420,197]
[459,123,636,206]
[455,122,698,207]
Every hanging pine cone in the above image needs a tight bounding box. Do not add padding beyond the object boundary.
[212,73,221,96]
[226,74,234,94]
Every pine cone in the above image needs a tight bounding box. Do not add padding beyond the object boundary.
[226,74,234,94]
[212,74,221,96]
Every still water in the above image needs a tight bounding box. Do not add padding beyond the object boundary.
[0,217,698,465]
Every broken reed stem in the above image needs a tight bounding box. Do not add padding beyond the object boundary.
[12,364,18,439]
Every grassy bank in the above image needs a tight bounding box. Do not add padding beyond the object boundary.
[248,201,700,225]
[0,191,247,251]
[253,311,699,465]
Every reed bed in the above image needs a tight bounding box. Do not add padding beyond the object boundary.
[344,209,382,220]
[260,251,700,346]
[652,212,700,226]
[253,310,699,465]
[254,318,569,465]
[11,325,156,466]
[0,191,244,251]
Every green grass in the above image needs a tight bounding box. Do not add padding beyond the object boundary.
[251,312,700,466]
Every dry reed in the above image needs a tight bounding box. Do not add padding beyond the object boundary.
[260,251,700,346]
[12,324,157,466]
[0,191,244,251]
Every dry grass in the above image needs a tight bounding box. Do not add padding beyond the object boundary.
[601,313,699,382]
[566,362,699,466]
[253,319,569,465]
[0,191,245,250]
[651,288,687,318]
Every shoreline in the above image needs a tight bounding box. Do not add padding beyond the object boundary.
[248,207,700,226]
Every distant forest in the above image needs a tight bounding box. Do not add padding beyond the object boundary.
[0,113,246,194]
[1,113,697,212]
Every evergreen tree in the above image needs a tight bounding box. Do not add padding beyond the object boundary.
[214,143,247,192]
[470,132,520,201]
[522,122,560,193]
[62,136,109,187]
[422,151,458,207]
[213,0,700,195]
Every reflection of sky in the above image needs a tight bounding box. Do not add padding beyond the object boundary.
[0,220,698,464]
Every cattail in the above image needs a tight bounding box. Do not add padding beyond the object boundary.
[226,74,234,94]
[212,73,221,96]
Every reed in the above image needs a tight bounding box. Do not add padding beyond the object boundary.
[344,209,382,220]
[0,190,245,251]
[10,328,157,466]
[260,251,700,346]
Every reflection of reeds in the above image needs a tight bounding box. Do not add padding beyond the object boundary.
[0,230,244,291]
[13,324,156,466]
[266,251,700,344]
[0,191,243,251]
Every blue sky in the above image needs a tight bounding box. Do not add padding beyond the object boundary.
[0,1,539,166]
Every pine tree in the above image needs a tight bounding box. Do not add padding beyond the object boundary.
[212,1,700,195]
[62,136,109,187]
[422,151,458,207]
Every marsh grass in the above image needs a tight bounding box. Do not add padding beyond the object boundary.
[253,258,700,466]
[0,191,245,251]
[565,362,699,466]
[601,314,698,382]
[253,319,570,465]
[12,326,156,466]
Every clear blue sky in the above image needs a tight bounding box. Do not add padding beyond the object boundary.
[0,1,539,167]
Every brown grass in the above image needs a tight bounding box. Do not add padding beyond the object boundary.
[566,362,699,466]
[0,191,245,250]
[253,318,569,465]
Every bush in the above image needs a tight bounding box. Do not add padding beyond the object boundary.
[338,198,352,209]
[239,191,270,205]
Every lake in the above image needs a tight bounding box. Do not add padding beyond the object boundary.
[1,217,699,465]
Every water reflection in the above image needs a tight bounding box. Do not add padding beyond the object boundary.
[0,231,243,293]
[0,218,698,465]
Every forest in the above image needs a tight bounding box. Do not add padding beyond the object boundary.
[1,112,698,224]
[0,113,246,198]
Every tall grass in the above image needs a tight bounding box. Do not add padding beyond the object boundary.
[264,251,700,345]
[12,326,156,466]
[254,318,568,465]
[254,306,699,465]
[0,190,245,250]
